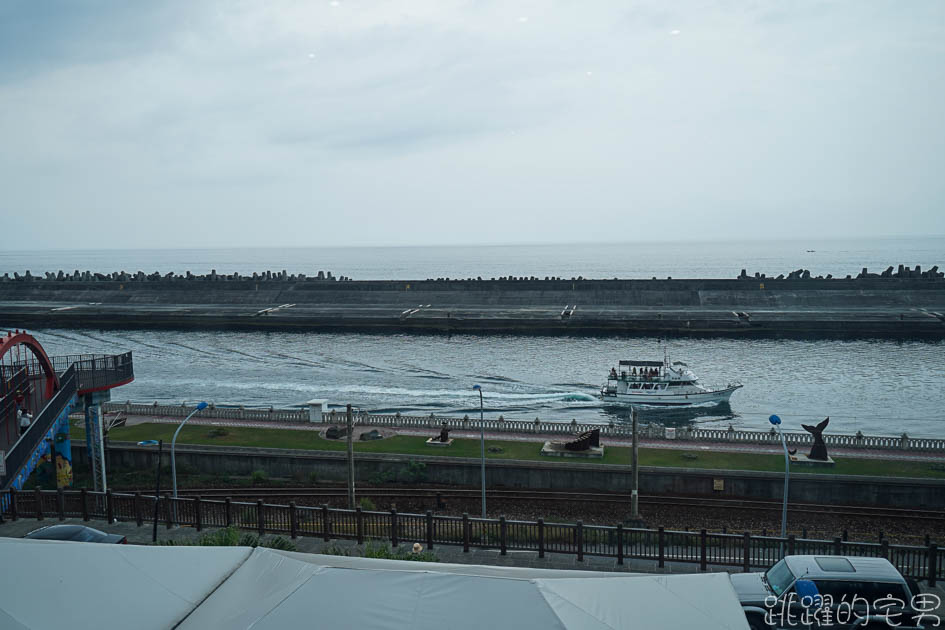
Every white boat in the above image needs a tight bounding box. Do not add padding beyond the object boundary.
[599,354,741,406]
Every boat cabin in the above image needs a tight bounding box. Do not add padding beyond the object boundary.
[606,359,697,390]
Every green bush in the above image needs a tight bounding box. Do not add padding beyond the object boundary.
[251,469,269,485]
[321,543,351,557]
[309,471,319,485]
[362,541,438,562]
[399,460,427,483]
[369,468,397,484]
[159,526,297,551]
[359,497,377,511]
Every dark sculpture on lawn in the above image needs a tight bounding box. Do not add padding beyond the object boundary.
[802,417,830,461]
[435,422,450,443]
[565,428,600,451]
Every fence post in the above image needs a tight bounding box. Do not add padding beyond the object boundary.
[787,534,795,556]
[425,510,434,551]
[616,523,624,566]
[658,526,665,568]
[321,504,330,542]
[257,500,266,537]
[880,539,889,560]
[80,488,88,521]
[135,492,143,527]
[224,497,232,528]
[576,521,584,562]
[35,488,43,520]
[928,544,938,588]
[355,506,363,544]
[106,490,114,524]
[700,529,707,571]
[462,513,470,553]
[57,488,65,521]
[538,518,545,559]
[194,496,202,532]
[833,536,842,556]
[9,489,17,521]
[390,508,398,547]
[743,532,751,572]
[500,517,507,556]
[164,493,173,529]
[290,502,298,540]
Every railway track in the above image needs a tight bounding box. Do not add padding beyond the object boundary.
[168,486,945,522]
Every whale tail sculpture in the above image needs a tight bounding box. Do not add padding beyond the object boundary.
[801,417,830,461]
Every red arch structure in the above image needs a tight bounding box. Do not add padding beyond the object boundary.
[0,330,60,403]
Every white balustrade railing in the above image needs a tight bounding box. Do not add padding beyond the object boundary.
[96,401,945,453]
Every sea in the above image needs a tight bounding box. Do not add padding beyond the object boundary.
[3,237,944,438]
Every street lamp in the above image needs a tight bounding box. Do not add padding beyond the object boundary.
[137,439,162,543]
[473,385,485,518]
[769,414,790,555]
[171,401,208,524]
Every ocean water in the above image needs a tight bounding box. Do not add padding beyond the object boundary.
[4,238,944,438]
[3,236,944,280]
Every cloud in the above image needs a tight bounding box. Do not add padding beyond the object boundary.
[0,0,943,249]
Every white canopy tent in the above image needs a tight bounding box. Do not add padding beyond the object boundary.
[0,539,749,630]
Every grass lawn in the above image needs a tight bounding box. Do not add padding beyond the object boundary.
[71,420,945,479]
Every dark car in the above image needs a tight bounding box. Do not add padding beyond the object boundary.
[732,555,924,629]
[24,524,127,544]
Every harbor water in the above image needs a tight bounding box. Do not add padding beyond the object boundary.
[33,328,945,438]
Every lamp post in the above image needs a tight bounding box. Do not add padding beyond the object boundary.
[769,414,790,555]
[137,440,162,543]
[171,401,208,524]
[473,385,485,518]
[630,406,640,522]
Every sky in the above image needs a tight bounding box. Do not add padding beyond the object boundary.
[1,0,943,250]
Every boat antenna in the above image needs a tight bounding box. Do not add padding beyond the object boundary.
[663,345,669,367]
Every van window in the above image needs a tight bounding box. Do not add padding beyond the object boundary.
[766,560,795,596]
[813,580,908,604]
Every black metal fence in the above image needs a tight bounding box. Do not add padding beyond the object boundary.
[4,487,940,586]
[12,352,134,394]
[0,366,77,488]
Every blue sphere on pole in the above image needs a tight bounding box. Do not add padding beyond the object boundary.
[769,414,782,425]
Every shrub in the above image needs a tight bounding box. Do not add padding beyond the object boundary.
[159,527,297,551]
[359,497,376,511]
[399,460,427,483]
[369,468,397,485]
[321,543,351,557]
[251,469,269,485]
[362,541,438,563]
[309,471,319,485]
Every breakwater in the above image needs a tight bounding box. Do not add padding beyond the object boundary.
[2,265,944,337]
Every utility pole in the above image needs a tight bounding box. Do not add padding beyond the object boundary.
[630,406,640,521]
[346,404,355,509]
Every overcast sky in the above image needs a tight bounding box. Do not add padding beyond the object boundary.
[2,1,943,250]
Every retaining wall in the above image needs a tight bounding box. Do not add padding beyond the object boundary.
[75,443,945,509]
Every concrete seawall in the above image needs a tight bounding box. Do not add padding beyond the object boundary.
[3,275,944,337]
[79,443,945,509]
